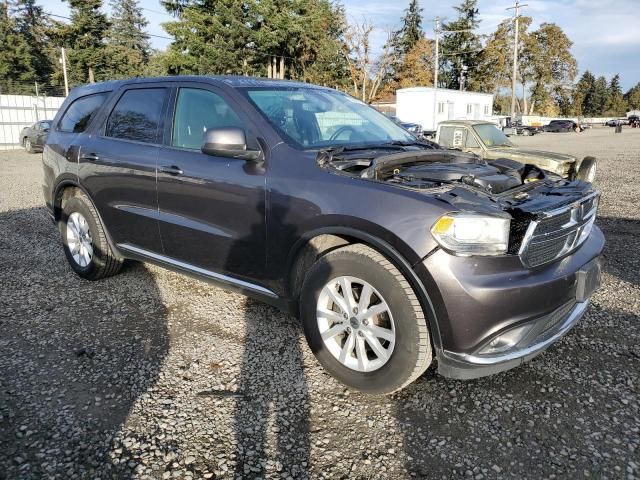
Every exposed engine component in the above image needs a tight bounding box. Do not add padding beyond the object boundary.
[327,149,548,195]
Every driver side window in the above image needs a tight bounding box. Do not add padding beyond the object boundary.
[172,88,244,150]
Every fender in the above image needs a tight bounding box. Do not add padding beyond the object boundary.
[51,179,125,261]
[288,225,444,354]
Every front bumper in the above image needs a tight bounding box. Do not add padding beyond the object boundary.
[438,298,590,379]
[416,226,604,379]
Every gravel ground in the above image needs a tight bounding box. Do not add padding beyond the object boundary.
[0,126,638,480]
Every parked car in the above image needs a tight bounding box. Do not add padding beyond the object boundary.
[628,115,640,128]
[43,77,603,394]
[512,123,541,136]
[19,120,52,153]
[435,120,597,182]
[542,120,583,133]
[604,118,628,127]
[388,115,424,137]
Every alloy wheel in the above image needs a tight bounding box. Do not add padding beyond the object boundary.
[316,276,395,372]
[66,212,93,267]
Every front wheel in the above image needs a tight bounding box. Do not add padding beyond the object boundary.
[300,244,432,394]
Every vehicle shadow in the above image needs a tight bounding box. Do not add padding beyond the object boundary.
[0,206,169,479]
[218,195,312,479]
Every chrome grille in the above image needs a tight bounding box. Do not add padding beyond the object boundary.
[519,193,599,268]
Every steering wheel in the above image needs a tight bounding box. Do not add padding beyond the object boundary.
[329,125,358,141]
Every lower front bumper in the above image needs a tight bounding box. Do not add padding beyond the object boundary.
[437,299,589,379]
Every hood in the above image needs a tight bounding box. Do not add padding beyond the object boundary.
[490,147,575,164]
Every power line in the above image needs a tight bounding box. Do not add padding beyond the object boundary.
[45,11,173,41]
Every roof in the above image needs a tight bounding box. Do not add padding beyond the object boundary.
[397,86,494,98]
[438,120,495,126]
[68,75,329,96]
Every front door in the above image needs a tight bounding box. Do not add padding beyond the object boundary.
[80,86,170,253]
[156,85,266,281]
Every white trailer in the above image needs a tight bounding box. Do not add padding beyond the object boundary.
[395,87,494,132]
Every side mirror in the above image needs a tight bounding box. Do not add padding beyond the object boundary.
[201,127,261,161]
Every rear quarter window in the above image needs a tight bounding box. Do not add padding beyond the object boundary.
[58,93,109,133]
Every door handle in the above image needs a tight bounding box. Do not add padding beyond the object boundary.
[160,165,184,175]
[80,152,99,162]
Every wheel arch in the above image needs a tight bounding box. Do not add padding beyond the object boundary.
[52,180,124,260]
[287,226,444,353]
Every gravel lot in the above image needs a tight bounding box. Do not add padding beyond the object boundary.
[1,126,638,480]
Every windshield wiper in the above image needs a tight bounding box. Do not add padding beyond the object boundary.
[323,143,409,154]
[383,139,439,149]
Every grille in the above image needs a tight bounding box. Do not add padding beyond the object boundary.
[519,194,599,268]
[539,301,576,335]
[535,210,572,235]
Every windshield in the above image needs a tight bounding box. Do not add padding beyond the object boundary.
[242,87,415,149]
[473,123,513,147]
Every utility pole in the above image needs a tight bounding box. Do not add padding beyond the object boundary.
[433,17,439,90]
[507,0,527,119]
[60,47,69,97]
[432,17,440,132]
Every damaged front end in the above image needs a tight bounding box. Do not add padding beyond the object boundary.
[319,148,599,268]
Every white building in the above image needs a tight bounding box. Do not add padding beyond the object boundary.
[396,87,494,132]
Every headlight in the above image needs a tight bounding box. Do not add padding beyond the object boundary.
[431,213,510,256]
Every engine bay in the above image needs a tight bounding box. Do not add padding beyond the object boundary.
[320,148,550,195]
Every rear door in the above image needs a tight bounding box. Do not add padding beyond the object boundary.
[156,83,266,280]
[79,84,170,253]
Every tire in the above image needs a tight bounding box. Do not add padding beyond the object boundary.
[522,129,531,136]
[300,244,432,394]
[24,138,34,153]
[576,156,597,183]
[59,189,123,280]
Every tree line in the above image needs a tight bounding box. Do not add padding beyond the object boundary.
[1,0,638,117]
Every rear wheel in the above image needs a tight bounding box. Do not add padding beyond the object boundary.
[300,244,432,394]
[59,189,123,280]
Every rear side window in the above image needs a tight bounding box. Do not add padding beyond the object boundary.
[172,88,244,150]
[105,88,167,144]
[58,93,108,133]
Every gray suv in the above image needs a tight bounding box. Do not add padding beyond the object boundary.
[42,76,604,394]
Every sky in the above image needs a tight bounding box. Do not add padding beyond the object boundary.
[38,0,640,90]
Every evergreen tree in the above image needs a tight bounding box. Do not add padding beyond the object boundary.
[396,0,423,55]
[162,0,347,80]
[625,83,640,110]
[440,0,482,90]
[64,0,110,84]
[10,0,59,89]
[592,75,609,115]
[104,0,151,78]
[0,2,36,93]
[574,70,596,115]
[163,0,258,75]
[605,74,627,115]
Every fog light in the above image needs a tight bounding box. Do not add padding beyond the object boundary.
[478,324,533,355]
